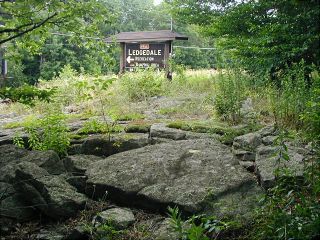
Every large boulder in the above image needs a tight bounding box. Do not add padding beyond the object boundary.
[13,162,87,219]
[81,133,150,156]
[255,145,306,189]
[86,139,262,217]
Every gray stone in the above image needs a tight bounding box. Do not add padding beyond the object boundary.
[151,218,181,240]
[150,137,174,145]
[64,155,103,175]
[0,128,28,146]
[65,225,88,240]
[0,182,37,221]
[256,125,277,137]
[150,123,186,140]
[13,162,87,219]
[92,207,135,230]
[0,144,29,168]
[239,161,255,172]
[21,150,65,175]
[233,149,256,162]
[81,133,150,156]
[67,144,83,155]
[0,145,64,180]
[255,145,305,189]
[66,175,88,193]
[86,139,262,217]
[233,132,262,151]
[33,229,64,240]
[185,131,217,140]
[262,135,277,146]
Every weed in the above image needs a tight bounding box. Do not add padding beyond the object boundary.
[78,119,109,135]
[167,206,240,240]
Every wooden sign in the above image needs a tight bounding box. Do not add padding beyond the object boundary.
[125,43,166,69]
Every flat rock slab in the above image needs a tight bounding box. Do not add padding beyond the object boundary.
[86,139,262,217]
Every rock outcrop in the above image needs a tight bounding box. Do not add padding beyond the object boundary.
[86,139,262,217]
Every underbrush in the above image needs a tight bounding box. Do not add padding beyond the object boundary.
[251,133,320,240]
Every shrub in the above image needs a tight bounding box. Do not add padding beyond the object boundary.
[119,69,166,101]
[167,206,240,240]
[213,69,249,123]
[14,112,70,156]
[0,85,55,106]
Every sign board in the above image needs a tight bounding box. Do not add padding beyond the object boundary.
[125,43,165,69]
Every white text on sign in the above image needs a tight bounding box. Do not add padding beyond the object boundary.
[128,49,162,56]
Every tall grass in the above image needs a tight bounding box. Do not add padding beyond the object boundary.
[267,61,315,129]
[117,69,166,101]
[213,69,250,123]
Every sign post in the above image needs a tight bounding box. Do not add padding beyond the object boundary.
[106,30,188,77]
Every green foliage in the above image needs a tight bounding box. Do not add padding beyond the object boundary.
[83,221,124,240]
[168,206,184,238]
[125,124,151,133]
[213,69,249,123]
[119,69,166,101]
[173,48,215,70]
[79,119,123,135]
[0,0,111,48]
[252,132,320,240]
[0,85,55,106]
[301,70,320,142]
[14,113,70,156]
[170,0,320,76]
[108,110,145,121]
[167,206,238,240]
[79,119,108,135]
[267,61,316,129]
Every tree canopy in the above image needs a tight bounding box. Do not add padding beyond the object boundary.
[0,0,112,50]
[169,0,320,75]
